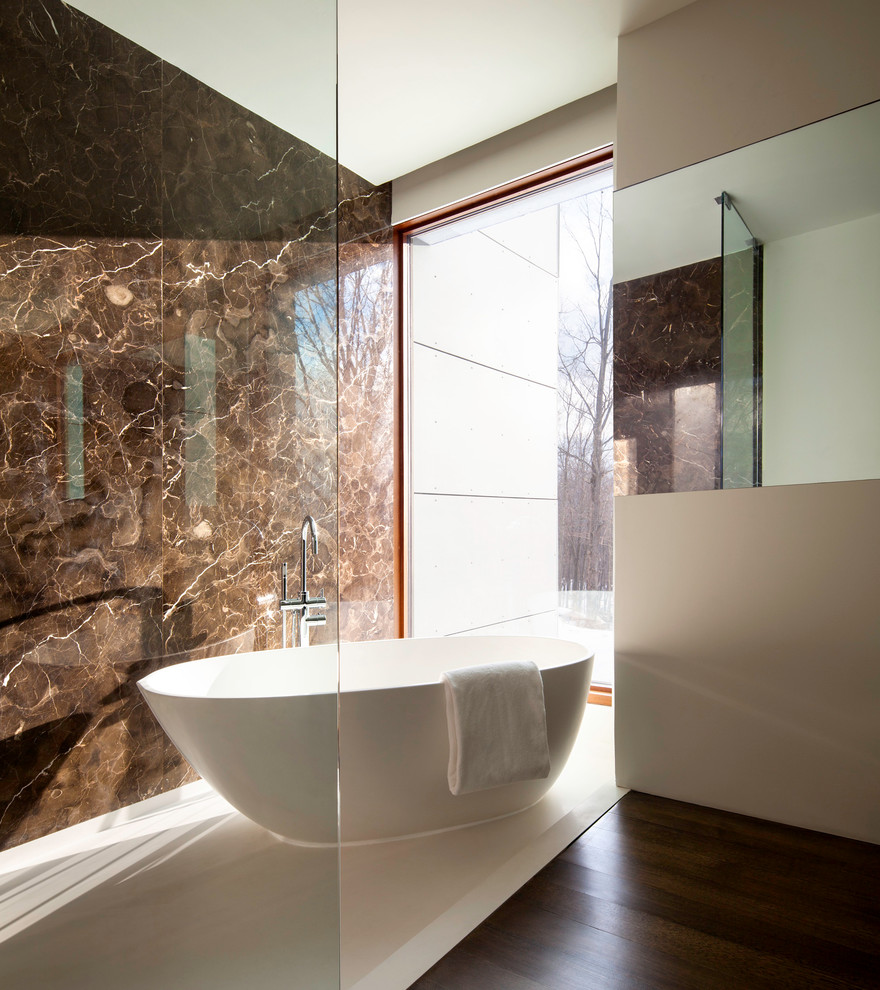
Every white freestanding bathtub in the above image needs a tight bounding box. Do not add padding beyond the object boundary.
[138,636,593,844]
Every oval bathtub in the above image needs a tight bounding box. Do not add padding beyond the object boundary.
[138,636,593,844]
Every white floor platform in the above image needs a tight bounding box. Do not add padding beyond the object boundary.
[0,705,623,989]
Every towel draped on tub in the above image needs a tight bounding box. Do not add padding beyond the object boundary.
[441,660,551,796]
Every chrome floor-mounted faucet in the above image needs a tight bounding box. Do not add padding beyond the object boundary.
[280,515,327,648]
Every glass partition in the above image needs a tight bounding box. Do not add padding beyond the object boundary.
[720,192,763,488]
[0,1,340,987]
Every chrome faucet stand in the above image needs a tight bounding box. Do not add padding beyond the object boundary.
[280,515,326,648]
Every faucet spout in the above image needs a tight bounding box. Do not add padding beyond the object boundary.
[302,515,318,554]
[301,515,317,599]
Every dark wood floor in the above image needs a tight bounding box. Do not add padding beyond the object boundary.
[409,791,880,989]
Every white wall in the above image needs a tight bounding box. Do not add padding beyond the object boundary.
[616,0,880,190]
[763,212,880,487]
[615,0,880,842]
[392,87,615,223]
[615,482,880,843]
[409,210,559,638]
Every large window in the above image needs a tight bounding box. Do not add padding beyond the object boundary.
[399,153,614,686]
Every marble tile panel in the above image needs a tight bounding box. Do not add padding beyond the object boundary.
[613,259,722,494]
[161,67,337,244]
[0,234,169,848]
[0,0,162,238]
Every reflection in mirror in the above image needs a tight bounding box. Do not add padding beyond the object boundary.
[614,99,880,492]
[720,192,762,489]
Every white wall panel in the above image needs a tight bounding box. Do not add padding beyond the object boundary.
[412,345,557,499]
[410,231,558,386]
[762,213,880,487]
[615,481,880,843]
[616,0,880,189]
[411,495,557,638]
[481,207,559,276]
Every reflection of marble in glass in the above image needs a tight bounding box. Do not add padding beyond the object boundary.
[673,383,719,492]
[64,363,85,500]
[613,437,637,496]
[184,335,216,507]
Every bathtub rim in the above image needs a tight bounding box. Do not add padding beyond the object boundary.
[137,635,594,701]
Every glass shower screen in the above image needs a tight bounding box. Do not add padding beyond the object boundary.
[720,191,763,488]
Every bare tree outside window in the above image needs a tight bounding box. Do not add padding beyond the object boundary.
[557,185,614,682]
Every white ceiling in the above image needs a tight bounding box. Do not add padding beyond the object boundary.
[339,0,697,183]
[67,0,696,184]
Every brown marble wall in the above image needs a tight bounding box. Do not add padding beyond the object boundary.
[0,0,395,851]
[613,259,722,495]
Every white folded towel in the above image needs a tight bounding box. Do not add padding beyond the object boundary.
[441,660,551,796]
